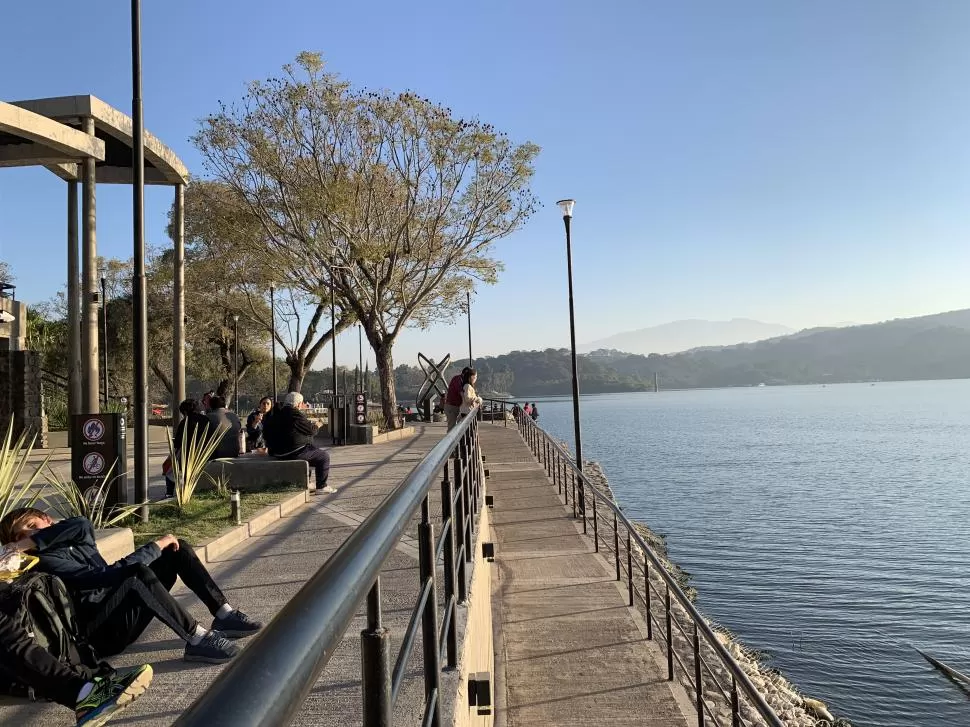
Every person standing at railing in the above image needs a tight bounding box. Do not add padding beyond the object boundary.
[445,366,471,430]
[523,402,532,419]
[459,369,483,418]
[530,402,539,421]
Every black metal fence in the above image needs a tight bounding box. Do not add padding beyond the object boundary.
[174,410,489,727]
[512,409,785,727]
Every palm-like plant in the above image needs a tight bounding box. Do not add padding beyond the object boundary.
[0,419,51,521]
[42,462,147,529]
[167,421,230,513]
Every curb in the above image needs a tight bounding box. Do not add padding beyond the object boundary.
[199,489,311,564]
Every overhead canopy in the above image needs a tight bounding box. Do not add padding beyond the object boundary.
[9,95,188,186]
[0,101,105,168]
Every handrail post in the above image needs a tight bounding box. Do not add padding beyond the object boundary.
[440,461,458,667]
[645,561,652,639]
[693,622,704,727]
[627,529,634,606]
[572,472,577,519]
[361,578,391,727]
[592,491,598,552]
[453,451,469,603]
[579,476,586,533]
[731,678,740,727]
[613,512,620,580]
[419,500,442,727]
[665,586,673,680]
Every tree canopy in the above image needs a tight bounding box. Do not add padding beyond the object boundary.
[192,52,539,425]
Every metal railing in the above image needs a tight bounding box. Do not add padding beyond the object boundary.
[174,408,490,727]
[512,410,785,727]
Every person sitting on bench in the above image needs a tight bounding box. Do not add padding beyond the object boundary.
[262,391,335,493]
[0,607,153,726]
[0,509,262,664]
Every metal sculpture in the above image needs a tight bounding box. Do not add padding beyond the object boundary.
[416,353,451,411]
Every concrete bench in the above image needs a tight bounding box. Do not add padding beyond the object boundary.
[201,457,310,492]
[95,527,135,564]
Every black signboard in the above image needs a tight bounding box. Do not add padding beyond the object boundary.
[354,392,366,425]
[71,414,129,508]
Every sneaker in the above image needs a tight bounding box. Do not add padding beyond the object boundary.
[317,485,338,494]
[184,630,240,663]
[75,664,153,727]
[211,609,263,639]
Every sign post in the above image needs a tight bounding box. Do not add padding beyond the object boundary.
[71,413,129,508]
[354,392,366,426]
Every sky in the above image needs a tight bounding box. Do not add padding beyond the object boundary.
[2,0,970,369]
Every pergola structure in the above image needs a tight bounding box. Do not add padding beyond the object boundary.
[0,95,189,428]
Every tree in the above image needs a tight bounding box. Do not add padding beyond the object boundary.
[176,181,351,393]
[0,261,12,286]
[192,52,539,426]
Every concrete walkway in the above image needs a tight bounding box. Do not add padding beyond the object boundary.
[1,425,451,726]
[482,425,691,727]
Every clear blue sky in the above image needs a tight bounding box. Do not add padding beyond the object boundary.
[2,0,970,368]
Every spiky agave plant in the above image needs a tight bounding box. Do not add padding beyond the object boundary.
[0,419,51,522]
[42,461,148,529]
[166,421,230,514]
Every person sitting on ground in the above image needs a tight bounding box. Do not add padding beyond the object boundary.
[245,396,274,452]
[444,367,471,431]
[0,604,153,726]
[205,396,241,460]
[0,509,262,664]
[164,398,211,499]
[262,391,336,493]
[459,368,483,418]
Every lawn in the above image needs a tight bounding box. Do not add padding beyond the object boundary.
[128,484,305,547]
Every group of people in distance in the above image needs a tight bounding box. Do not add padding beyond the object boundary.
[166,391,334,496]
[511,401,539,422]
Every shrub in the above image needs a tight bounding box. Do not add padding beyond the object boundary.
[0,419,50,521]
[166,422,229,513]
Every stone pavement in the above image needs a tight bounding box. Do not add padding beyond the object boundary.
[1,424,454,726]
[482,425,692,727]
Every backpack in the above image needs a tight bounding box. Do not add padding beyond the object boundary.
[0,573,109,700]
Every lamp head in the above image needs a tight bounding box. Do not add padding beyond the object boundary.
[556,199,575,218]
[233,314,239,323]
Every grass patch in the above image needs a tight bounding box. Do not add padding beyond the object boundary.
[128,484,305,547]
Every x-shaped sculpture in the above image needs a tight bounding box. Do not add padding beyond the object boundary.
[416,353,451,408]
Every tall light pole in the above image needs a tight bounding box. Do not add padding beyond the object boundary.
[269,283,277,401]
[466,290,473,367]
[131,0,149,520]
[233,314,240,413]
[328,265,352,445]
[557,199,584,483]
[358,324,363,392]
[100,272,109,406]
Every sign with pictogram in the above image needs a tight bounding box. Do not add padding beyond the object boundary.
[354,392,367,425]
[71,414,129,508]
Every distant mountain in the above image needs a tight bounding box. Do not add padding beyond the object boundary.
[391,308,970,397]
[579,318,795,355]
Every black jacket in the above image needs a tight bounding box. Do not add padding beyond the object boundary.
[172,412,210,453]
[30,518,162,608]
[262,405,317,456]
[206,408,242,460]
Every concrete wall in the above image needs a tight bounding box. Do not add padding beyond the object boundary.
[452,482,495,727]
[0,297,26,351]
[0,349,48,447]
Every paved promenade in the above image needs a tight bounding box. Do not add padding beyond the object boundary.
[482,425,690,727]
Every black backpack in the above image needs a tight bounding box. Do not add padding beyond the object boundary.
[0,572,110,700]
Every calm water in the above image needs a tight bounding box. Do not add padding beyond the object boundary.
[528,381,970,727]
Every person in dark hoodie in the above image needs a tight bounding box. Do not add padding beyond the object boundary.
[205,396,241,460]
[262,391,335,493]
[163,398,211,499]
[0,509,262,664]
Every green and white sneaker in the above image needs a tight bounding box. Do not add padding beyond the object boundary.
[75,664,153,727]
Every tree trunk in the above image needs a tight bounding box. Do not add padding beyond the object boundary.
[374,343,398,430]
[286,357,306,393]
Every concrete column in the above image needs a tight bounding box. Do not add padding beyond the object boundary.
[172,184,186,426]
[67,179,82,418]
[81,117,100,414]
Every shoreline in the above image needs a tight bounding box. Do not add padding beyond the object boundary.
[577,455,851,727]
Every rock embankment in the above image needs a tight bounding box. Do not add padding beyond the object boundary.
[576,456,851,727]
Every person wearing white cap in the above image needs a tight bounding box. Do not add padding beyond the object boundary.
[262,392,335,493]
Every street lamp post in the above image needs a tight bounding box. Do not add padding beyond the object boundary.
[269,283,277,402]
[466,290,473,366]
[358,324,363,392]
[557,199,584,494]
[233,314,240,413]
[100,273,109,406]
[328,264,352,445]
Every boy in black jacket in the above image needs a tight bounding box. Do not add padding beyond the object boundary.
[0,510,262,663]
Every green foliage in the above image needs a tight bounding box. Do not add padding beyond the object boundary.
[166,422,230,514]
[44,390,69,431]
[42,465,146,530]
[0,420,49,523]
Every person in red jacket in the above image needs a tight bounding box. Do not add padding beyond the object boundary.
[444,367,470,431]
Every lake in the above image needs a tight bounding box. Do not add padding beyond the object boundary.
[525,380,970,727]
